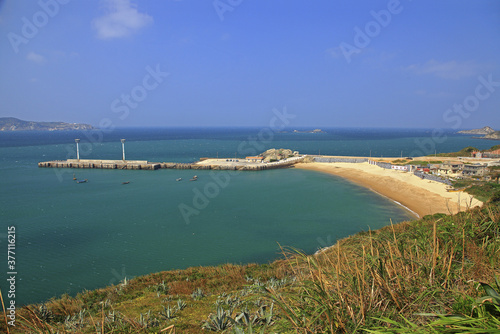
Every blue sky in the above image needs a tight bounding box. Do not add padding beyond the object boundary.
[0,0,499,129]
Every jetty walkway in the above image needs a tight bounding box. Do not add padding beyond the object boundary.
[38,156,306,171]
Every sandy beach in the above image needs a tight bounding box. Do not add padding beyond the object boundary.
[295,162,482,218]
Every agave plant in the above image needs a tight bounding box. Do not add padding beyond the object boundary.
[120,277,128,287]
[234,309,259,328]
[159,305,177,320]
[64,309,87,330]
[150,280,169,294]
[476,282,500,305]
[102,310,127,330]
[474,281,500,318]
[191,287,205,300]
[255,303,276,326]
[177,298,187,311]
[266,277,281,289]
[35,304,54,322]
[216,294,242,313]
[138,310,160,328]
[105,310,121,323]
[202,306,235,331]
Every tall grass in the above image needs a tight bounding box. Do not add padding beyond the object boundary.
[265,204,500,333]
[5,204,499,333]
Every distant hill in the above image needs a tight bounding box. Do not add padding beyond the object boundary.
[0,117,94,131]
[458,126,495,135]
[483,131,500,140]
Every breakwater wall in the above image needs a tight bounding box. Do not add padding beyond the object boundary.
[314,157,369,163]
[38,158,303,171]
[368,160,392,169]
[38,159,161,170]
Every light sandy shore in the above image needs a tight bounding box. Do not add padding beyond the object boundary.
[296,162,482,218]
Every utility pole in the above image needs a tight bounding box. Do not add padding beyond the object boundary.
[75,139,80,161]
[121,139,126,161]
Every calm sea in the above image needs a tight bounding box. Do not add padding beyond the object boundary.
[0,127,496,306]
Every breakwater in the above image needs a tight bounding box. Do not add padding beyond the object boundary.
[38,157,305,171]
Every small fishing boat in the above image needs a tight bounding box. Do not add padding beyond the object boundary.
[122,181,130,184]
[190,175,198,181]
[76,179,88,183]
[176,178,182,181]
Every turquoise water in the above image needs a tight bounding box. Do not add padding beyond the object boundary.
[0,128,496,305]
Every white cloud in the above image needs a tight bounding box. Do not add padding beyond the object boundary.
[405,59,482,80]
[26,52,46,64]
[92,0,153,39]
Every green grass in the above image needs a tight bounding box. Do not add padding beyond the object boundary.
[3,188,500,333]
[391,160,442,166]
[265,203,500,333]
[432,146,479,157]
[431,144,500,158]
[486,145,500,152]
[401,160,443,166]
[465,183,500,203]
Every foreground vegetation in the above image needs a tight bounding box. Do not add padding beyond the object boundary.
[3,191,500,333]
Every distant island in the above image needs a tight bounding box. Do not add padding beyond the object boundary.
[0,117,94,131]
[458,126,500,140]
[293,129,325,133]
[276,129,326,134]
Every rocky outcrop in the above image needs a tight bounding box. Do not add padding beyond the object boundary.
[483,131,500,140]
[458,126,495,135]
[261,148,299,162]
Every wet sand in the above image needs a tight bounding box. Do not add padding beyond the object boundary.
[296,162,482,218]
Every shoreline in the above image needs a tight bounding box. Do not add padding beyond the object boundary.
[370,189,421,218]
[295,162,483,218]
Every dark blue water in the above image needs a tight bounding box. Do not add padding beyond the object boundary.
[0,127,496,306]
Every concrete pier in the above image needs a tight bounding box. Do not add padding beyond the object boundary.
[38,159,161,170]
[38,156,306,171]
